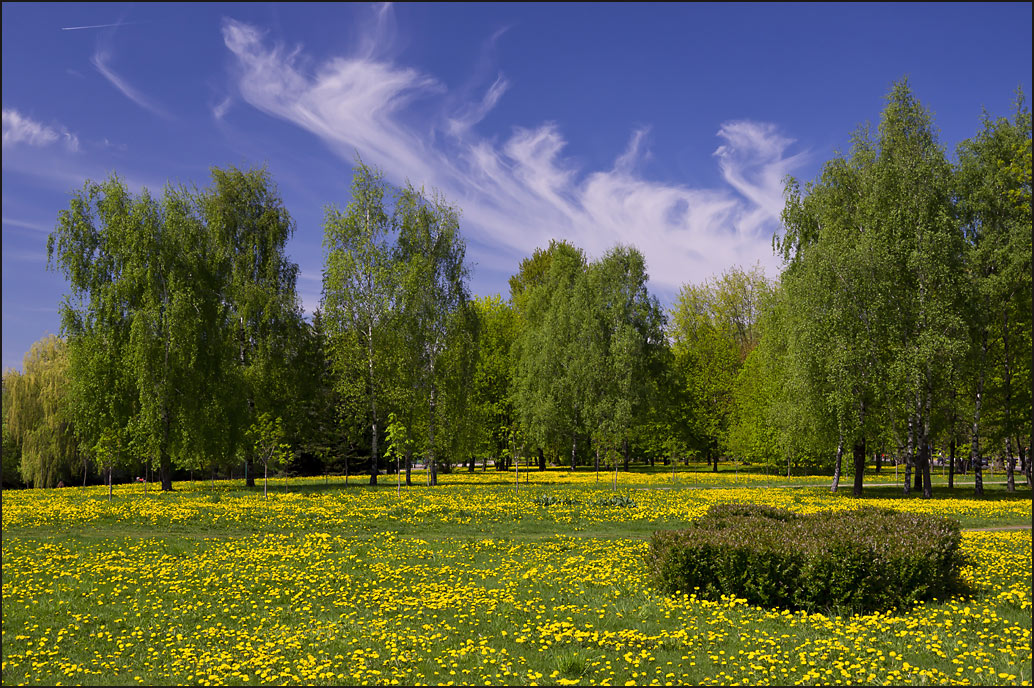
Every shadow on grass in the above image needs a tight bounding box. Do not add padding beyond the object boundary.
[850,483,1032,503]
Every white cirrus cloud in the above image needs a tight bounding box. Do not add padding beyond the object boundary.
[92,48,171,119]
[212,96,233,121]
[221,14,806,296]
[2,109,79,152]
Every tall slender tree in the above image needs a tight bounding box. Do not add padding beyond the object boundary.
[322,161,398,486]
[204,166,302,485]
[394,184,472,485]
[576,246,665,472]
[956,95,1032,495]
[512,241,587,471]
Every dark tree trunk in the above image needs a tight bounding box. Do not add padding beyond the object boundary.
[1005,437,1016,492]
[712,448,718,473]
[160,450,173,492]
[948,438,956,489]
[852,438,865,497]
[405,446,412,486]
[468,454,475,472]
[972,331,987,496]
[920,440,932,499]
[160,411,173,491]
[538,447,546,471]
[1022,444,1031,486]
[570,433,577,471]
[874,450,881,474]
[831,435,844,493]
[921,387,933,499]
[369,421,378,486]
[1002,308,1016,493]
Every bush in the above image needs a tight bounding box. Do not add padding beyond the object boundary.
[647,504,966,614]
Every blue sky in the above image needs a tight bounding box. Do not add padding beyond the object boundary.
[3,2,1031,371]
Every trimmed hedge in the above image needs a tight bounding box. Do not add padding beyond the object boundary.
[647,504,966,614]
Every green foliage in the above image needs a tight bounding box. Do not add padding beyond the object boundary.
[322,160,398,484]
[384,411,411,468]
[47,168,302,491]
[248,412,290,498]
[512,240,587,462]
[593,494,637,508]
[1,393,22,488]
[468,295,518,466]
[3,336,81,487]
[576,247,666,464]
[647,505,967,614]
[530,493,580,507]
[393,182,474,480]
[669,265,773,462]
[204,166,304,472]
[956,93,1032,486]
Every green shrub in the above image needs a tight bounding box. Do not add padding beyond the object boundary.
[647,504,966,614]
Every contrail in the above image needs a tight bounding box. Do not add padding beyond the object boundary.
[60,22,143,31]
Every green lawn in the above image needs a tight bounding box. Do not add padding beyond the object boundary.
[2,474,1031,685]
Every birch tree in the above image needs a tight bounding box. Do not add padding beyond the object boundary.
[394,184,472,485]
[322,161,398,486]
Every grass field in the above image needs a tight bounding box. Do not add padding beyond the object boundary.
[2,468,1031,685]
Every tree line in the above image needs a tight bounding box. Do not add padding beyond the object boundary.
[2,81,1030,497]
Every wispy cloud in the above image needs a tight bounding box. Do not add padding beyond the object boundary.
[447,74,509,136]
[222,14,805,294]
[212,96,233,121]
[2,216,52,233]
[91,48,171,119]
[1,248,47,264]
[2,109,79,151]
[61,21,145,31]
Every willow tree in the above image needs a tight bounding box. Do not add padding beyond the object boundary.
[204,166,302,486]
[4,336,81,487]
[49,176,224,491]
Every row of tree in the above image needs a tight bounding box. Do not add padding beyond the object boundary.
[2,81,1030,497]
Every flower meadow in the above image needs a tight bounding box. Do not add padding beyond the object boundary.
[2,472,1031,686]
